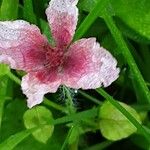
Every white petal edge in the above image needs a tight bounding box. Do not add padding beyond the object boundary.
[63,38,120,89]
[0,54,16,69]
[21,74,61,108]
[45,0,79,46]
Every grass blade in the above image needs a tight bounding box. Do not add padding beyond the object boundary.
[0,0,19,20]
[0,129,32,150]
[0,77,8,132]
[102,9,150,104]
[84,140,113,150]
[79,90,102,105]
[74,0,109,41]
[23,0,37,24]
[52,107,98,126]
[61,127,74,150]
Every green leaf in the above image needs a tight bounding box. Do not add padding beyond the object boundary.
[79,0,150,43]
[78,0,96,14]
[114,18,150,44]
[0,98,66,150]
[0,99,27,141]
[0,64,10,77]
[68,125,82,144]
[74,0,109,40]
[0,107,97,149]
[23,106,54,143]
[111,0,150,43]
[131,134,150,150]
[52,107,98,126]
[32,0,48,19]
[96,88,150,141]
[40,19,55,45]
[15,126,67,150]
[0,76,8,129]
[0,129,32,150]
[103,10,150,104]
[23,0,37,24]
[99,101,141,141]
[0,0,19,20]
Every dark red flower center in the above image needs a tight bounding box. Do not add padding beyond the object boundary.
[44,45,64,68]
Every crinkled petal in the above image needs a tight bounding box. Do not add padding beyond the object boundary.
[0,20,48,71]
[46,0,78,47]
[21,73,61,108]
[62,38,120,89]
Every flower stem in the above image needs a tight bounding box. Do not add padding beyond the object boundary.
[61,126,74,150]
[79,90,102,105]
[63,86,76,114]
[7,71,21,85]
[85,140,113,150]
[44,98,67,113]
[146,82,150,87]
[0,77,8,130]
[69,138,79,150]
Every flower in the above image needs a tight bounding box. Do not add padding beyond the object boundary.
[0,0,119,108]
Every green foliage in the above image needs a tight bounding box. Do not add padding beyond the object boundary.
[0,0,150,149]
[131,134,150,150]
[0,0,19,20]
[111,0,150,43]
[74,0,109,40]
[0,99,27,141]
[79,0,150,43]
[23,0,37,24]
[68,125,82,144]
[99,101,141,141]
[0,129,32,150]
[0,77,8,129]
[0,64,10,77]
[23,106,54,143]
[40,19,55,45]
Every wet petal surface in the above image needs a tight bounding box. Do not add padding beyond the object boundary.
[0,20,48,72]
[62,38,120,89]
[21,73,61,108]
[46,0,78,47]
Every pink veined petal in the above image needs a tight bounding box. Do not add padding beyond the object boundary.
[46,0,78,47]
[0,20,48,72]
[62,38,120,89]
[21,73,61,108]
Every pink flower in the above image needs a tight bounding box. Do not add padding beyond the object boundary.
[0,0,119,108]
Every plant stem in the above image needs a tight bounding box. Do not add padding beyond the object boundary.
[63,86,76,114]
[44,98,67,113]
[0,77,8,131]
[0,97,5,130]
[61,126,74,150]
[103,9,150,104]
[7,71,21,85]
[146,82,150,87]
[79,90,102,105]
[84,140,113,150]
[69,138,79,150]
